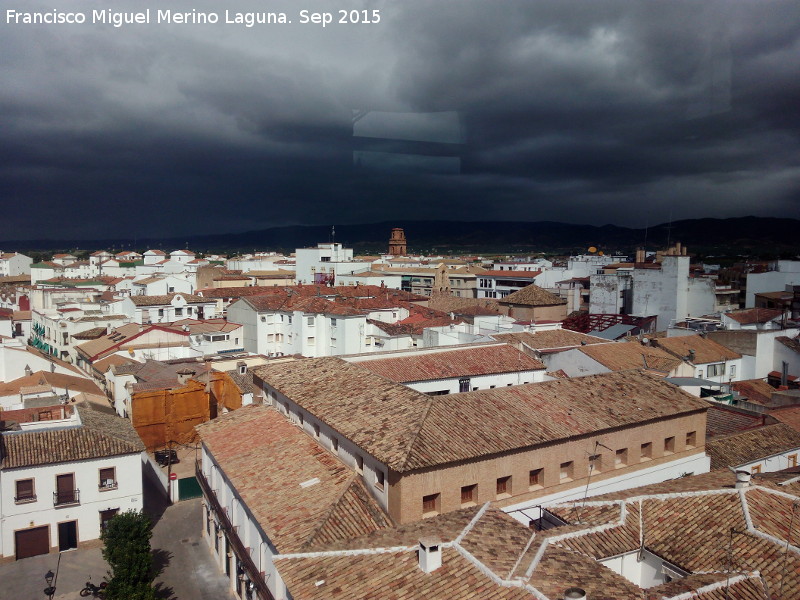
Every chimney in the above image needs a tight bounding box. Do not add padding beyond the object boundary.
[782,361,789,387]
[734,470,752,489]
[176,368,196,386]
[564,589,587,600]
[418,537,442,573]
[24,364,32,377]
[687,349,696,362]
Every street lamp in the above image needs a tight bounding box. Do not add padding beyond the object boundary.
[44,570,55,599]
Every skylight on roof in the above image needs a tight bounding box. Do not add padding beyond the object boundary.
[299,477,321,488]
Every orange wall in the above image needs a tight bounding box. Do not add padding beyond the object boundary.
[131,372,243,449]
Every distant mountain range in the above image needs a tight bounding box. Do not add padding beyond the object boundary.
[3,216,798,256]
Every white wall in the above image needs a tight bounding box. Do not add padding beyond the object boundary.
[201,444,287,600]
[746,262,800,307]
[544,348,609,377]
[405,369,545,394]
[600,550,686,588]
[504,452,711,525]
[737,447,800,474]
[0,451,143,558]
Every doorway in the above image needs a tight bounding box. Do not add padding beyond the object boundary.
[58,521,78,552]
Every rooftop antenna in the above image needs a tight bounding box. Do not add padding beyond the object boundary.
[331,226,336,244]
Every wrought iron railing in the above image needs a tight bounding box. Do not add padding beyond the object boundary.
[54,489,80,506]
[195,461,275,600]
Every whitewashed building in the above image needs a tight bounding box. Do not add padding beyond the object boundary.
[344,342,546,393]
[0,252,33,277]
[0,403,144,560]
[120,293,218,324]
[745,260,800,308]
[295,242,370,285]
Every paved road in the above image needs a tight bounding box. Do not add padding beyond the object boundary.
[0,498,232,600]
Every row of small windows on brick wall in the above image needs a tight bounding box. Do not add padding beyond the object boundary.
[421,432,698,516]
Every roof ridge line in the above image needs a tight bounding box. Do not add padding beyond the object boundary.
[398,390,437,472]
[299,471,364,552]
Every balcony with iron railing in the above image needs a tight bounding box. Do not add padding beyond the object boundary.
[54,489,80,507]
[195,461,275,600]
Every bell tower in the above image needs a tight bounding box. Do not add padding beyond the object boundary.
[388,228,407,256]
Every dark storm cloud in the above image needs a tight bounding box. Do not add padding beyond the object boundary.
[0,0,798,240]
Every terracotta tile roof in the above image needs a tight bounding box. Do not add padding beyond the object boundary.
[353,344,544,382]
[0,275,32,284]
[275,492,776,600]
[72,327,108,340]
[705,423,800,469]
[427,296,501,315]
[499,284,567,307]
[242,294,364,317]
[75,323,188,361]
[197,286,284,299]
[224,369,258,395]
[133,276,166,285]
[92,354,137,375]
[492,329,609,351]
[129,293,212,306]
[770,406,800,432]
[0,371,103,398]
[246,270,296,277]
[368,313,461,336]
[195,406,392,553]
[725,308,784,324]
[654,334,742,364]
[542,472,800,599]
[212,274,251,281]
[1,403,144,468]
[480,270,542,279]
[706,406,765,438]
[777,335,800,354]
[755,290,793,301]
[731,379,776,405]
[164,318,241,334]
[577,341,682,373]
[254,361,707,472]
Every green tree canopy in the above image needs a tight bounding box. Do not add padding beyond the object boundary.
[100,510,157,600]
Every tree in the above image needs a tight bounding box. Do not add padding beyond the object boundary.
[100,510,157,600]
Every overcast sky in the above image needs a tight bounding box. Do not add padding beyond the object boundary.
[1,0,798,240]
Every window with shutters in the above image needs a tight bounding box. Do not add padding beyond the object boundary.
[99,467,117,490]
[461,484,477,507]
[529,469,543,490]
[422,493,440,517]
[15,479,35,503]
[496,476,511,498]
[100,508,119,531]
